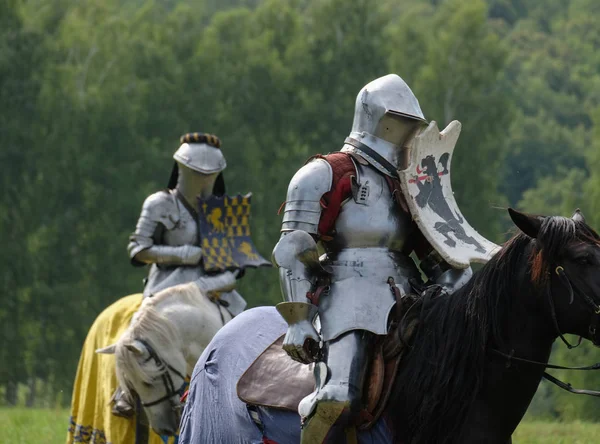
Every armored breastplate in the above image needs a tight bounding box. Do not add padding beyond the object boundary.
[162,198,199,246]
[144,198,203,298]
[318,163,421,341]
[326,162,414,253]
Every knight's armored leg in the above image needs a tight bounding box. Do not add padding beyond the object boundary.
[298,330,372,443]
[110,385,135,418]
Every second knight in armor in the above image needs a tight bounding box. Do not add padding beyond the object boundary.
[273,74,472,442]
[128,132,245,308]
[113,132,246,418]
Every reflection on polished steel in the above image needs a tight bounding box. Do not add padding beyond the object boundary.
[281,159,333,234]
[327,162,413,251]
[320,248,419,342]
[173,140,227,175]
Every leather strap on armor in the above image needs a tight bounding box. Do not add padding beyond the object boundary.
[383,175,409,213]
[174,189,199,220]
[306,285,328,306]
[344,137,398,177]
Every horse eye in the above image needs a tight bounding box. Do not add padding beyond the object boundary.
[142,381,152,388]
[576,255,593,265]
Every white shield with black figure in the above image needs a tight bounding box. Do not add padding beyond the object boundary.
[398,120,500,268]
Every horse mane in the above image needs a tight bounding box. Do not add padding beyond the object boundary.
[144,281,205,308]
[392,215,597,443]
[115,282,204,392]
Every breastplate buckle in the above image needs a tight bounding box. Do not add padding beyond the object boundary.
[351,176,370,205]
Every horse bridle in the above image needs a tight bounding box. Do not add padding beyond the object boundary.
[136,339,188,410]
[550,265,600,348]
[493,264,600,397]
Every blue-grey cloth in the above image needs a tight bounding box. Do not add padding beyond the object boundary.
[178,306,394,444]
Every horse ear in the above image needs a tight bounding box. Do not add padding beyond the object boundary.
[508,208,543,238]
[125,341,146,356]
[572,208,586,223]
[96,344,116,354]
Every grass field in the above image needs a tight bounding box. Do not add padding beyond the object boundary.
[513,421,600,443]
[1,408,600,443]
[1,408,68,443]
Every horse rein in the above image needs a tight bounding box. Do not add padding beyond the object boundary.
[493,264,600,397]
[136,339,188,409]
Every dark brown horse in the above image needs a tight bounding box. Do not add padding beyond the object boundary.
[178,209,600,443]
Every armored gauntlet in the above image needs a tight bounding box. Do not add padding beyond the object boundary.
[194,270,238,294]
[277,301,320,364]
[273,231,328,363]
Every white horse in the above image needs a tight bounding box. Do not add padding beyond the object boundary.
[96,282,232,436]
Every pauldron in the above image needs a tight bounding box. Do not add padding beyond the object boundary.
[281,159,332,235]
[128,190,181,264]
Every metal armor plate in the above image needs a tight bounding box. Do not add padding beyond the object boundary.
[133,191,202,298]
[163,195,198,246]
[327,161,413,252]
[318,162,420,341]
[398,120,500,268]
[318,248,419,342]
[281,158,332,234]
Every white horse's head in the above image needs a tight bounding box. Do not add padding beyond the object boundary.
[97,292,188,435]
[97,282,233,435]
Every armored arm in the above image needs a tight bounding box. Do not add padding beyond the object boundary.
[273,159,333,363]
[127,191,202,266]
[276,158,333,301]
[133,245,202,266]
[273,231,324,363]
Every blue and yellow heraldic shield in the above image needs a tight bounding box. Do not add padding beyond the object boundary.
[198,193,271,272]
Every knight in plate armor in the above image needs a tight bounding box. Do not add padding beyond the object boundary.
[113,132,248,417]
[273,74,477,442]
[128,132,246,309]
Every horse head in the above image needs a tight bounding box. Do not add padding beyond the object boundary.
[509,208,600,345]
[97,305,187,436]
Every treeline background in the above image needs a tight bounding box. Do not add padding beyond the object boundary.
[2,0,600,420]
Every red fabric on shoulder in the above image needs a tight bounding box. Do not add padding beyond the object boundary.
[307,152,431,258]
[312,152,357,238]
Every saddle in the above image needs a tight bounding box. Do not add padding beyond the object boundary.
[237,294,420,430]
